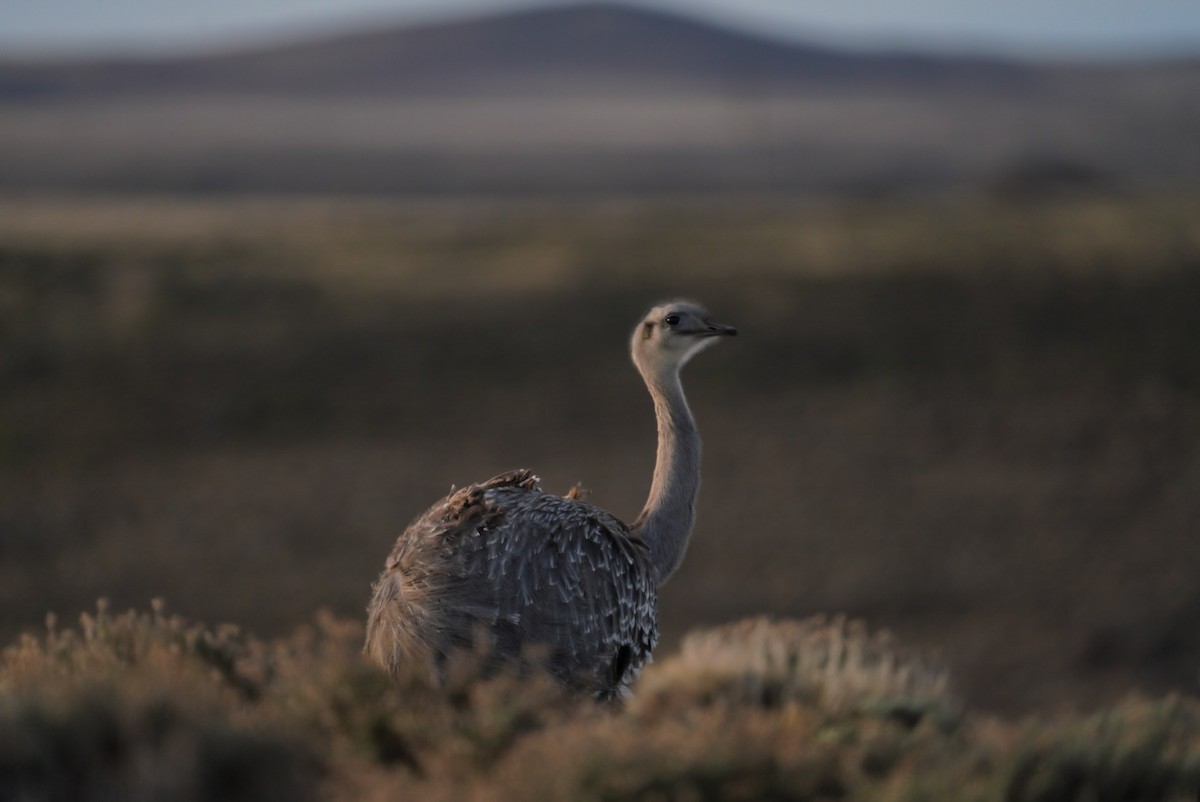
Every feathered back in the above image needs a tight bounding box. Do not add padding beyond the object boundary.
[365,470,658,696]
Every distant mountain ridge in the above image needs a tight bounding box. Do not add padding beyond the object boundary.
[0,1,1040,98]
[0,1,1197,197]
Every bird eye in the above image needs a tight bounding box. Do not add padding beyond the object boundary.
[664,314,681,326]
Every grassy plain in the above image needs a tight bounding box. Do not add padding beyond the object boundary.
[2,73,1198,195]
[1,195,1198,730]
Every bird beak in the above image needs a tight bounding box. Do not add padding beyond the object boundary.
[702,322,738,337]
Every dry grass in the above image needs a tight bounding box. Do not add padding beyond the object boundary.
[1,194,1199,719]
[4,602,1200,801]
[638,616,954,722]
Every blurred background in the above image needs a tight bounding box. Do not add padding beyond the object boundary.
[1,0,1198,713]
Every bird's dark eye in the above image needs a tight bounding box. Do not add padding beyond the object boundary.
[664,314,681,326]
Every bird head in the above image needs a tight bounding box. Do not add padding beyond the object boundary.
[631,299,737,378]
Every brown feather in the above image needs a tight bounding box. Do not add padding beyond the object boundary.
[365,470,658,697]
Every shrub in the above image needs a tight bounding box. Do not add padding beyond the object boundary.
[635,616,956,726]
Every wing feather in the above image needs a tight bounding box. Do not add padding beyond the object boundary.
[365,470,658,697]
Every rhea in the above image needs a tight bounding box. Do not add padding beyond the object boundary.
[365,300,736,697]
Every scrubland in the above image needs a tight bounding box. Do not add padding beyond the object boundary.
[3,602,1199,801]
[2,194,1200,797]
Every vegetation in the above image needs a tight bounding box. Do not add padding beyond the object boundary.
[2,194,1199,721]
[3,602,1200,801]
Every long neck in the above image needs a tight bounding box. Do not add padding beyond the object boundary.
[631,367,701,586]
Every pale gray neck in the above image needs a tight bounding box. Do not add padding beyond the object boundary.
[631,368,701,586]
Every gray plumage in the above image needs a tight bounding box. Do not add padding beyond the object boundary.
[364,300,736,697]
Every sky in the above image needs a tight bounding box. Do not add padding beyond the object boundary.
[2,0,1200,59]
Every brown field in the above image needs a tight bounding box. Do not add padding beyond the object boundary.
[2,82,1197,196]
[2,194,1199,723]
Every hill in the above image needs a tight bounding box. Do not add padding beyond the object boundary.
[0,2,1196,196]
[0,2,1037,99]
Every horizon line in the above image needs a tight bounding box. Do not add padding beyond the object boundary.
[2,0,1199,64]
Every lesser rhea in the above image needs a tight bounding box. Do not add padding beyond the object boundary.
[365,300,736,697]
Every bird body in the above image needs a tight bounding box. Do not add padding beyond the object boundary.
[365,469,658,695]
[365,300,735,697]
